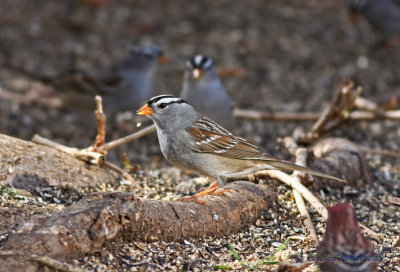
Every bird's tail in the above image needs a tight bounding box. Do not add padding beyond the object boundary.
[267,160,346,183]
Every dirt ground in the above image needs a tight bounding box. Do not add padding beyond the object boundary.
[0,0,399,271]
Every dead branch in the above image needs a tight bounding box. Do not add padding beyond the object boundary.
[234,108,400,121]
[31,134,136,184]
[359,223,380,238]
[102,160,136,184]
[252,170,328,220]
[31,134,104,164]
[291,147,318,242]
[308,137,373,188]
[280,137,318,242]
[234,81,399,146]
[293,190,318,242]
[302,80,361,143]
[0,133,118,188]
[354,97,379,112]
[349,110,400,119]
[358,147,400,159]
[0,182,274,272]
[394,235,400,247]
[92,95,106,153]
[386,197,400,207]
[233,109,319,121]
[31,95,137,183]
[100,124,156,152]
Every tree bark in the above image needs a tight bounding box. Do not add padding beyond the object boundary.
[0,183,274,272]
[0,133,119,188]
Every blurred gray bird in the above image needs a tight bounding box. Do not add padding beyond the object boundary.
[57,44,167,116]
[180,55,235,129]
[349,0,400,39]
[317,203,378,272]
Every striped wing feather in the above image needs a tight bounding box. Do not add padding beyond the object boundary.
[186,116,346,183]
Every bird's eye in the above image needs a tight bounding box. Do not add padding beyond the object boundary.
[158,103,167,109]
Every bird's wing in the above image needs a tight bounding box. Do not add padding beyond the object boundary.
[59,67,124,95]
[186,116,274,161]
[186,116,346,182]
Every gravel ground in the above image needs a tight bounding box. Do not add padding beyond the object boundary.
[0,0,399,271]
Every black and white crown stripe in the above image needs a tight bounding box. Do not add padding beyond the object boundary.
[147,95,187,107]
[186,55,213,69]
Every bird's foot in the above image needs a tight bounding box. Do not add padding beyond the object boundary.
[174,181,228,203]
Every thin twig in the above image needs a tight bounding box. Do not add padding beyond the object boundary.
[354,97,378,112]
[394,235,400,247]
[0,85,29,104]
[100,124,156,151]
[307,80,361,141]
[234,108,400,121]
[31,134,138,184]
[359,223,380,238]
[284,138,318,242]
[103,161,137,185]
[0,250,87,272]
[233,108,319,121]
[293,190,318,242]
[93,95,106,153]
[386,197,400,206]
[32,134,103,164]
[226,168,328,219]
[358,146,400,159]
[255,170,328,220]
[292,147,319,242]
[349,110,400,119]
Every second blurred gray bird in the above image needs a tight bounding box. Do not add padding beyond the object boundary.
[349,0,400,39]
[57,44,167,116]
[180,55,235,129]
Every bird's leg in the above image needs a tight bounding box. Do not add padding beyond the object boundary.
[216,175,227,186]
[193,181,221,197]
[175,177,228,203]
[192,176,229,197]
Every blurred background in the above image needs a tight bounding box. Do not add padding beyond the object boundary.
[0,0,399,163]
[1,2,400,270]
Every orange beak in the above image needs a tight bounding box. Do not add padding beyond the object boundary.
[192,68,204,79]
[137,104,153,115]
[348,13,359,24]
[158,54,169,64]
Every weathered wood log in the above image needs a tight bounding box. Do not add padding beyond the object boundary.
[0,133,119,187]
[308,137,373,188]
[0,182,274,272]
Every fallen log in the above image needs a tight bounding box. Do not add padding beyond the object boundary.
[0,182,274,272]
[0,133,119,188]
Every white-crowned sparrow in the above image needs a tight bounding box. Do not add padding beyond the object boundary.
[57,44,167,116]
[180,55,235,129]
[137,95,344,196]
[317,203,377,272]
[349,0,400,39]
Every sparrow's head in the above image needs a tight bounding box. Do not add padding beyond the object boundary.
[185,55,215,80]
[137,94,198,130]
[348,0,369,23]
[128,44,168,66]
